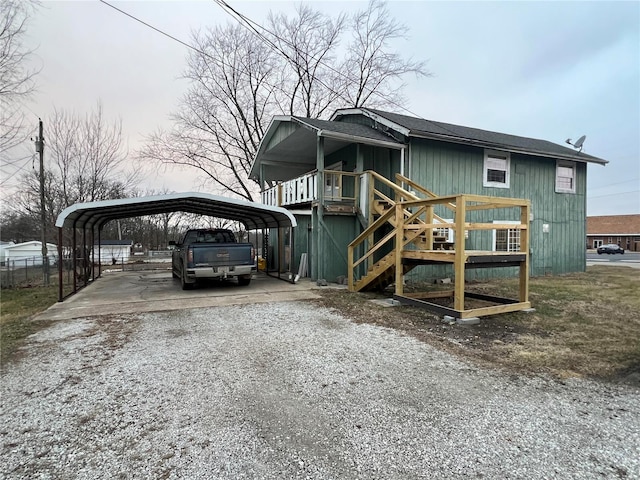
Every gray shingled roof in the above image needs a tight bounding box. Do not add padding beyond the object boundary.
[293,117,403,145]
[363,108,607,164]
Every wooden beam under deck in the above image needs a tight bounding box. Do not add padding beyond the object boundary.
[394,293,531,319]
[401,249,526,265]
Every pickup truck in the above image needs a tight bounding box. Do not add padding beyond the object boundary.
[170,228,254,290]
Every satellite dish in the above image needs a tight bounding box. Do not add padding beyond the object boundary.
[566,135,586,151]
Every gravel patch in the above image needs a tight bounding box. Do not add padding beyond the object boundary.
[1,301,638,479]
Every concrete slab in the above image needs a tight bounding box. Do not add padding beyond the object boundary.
[456,317,481,326]
[369,298,401,308]
[35,270,322,321]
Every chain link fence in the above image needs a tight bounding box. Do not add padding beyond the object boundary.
[1,256,56,289]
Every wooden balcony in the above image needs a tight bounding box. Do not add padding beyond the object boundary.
[261,170,358,209]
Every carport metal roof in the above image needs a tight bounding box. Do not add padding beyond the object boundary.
[55,192,297,230]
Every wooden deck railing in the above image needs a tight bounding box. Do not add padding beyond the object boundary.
[261,170,359,207]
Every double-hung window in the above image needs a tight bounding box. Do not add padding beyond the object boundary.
[433,218,455,243]
[483,150,510,188]
[556,160,576,193]
[493,220,521,252]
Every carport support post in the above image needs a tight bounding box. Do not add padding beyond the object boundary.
[90,227,95,281]
[290,225,295,282]
[57,228,63,302]
[72,223,77,293]
[97,227,102,278]
[278,227,283,278]
[82,227,87,286]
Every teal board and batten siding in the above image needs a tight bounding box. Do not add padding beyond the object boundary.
[406,138,587,281]
[313,214,359,282]
[264,215,312,276]
[271,211,357,282]
[265,122,298,151]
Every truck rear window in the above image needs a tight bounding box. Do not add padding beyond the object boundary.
[183,230,237,244]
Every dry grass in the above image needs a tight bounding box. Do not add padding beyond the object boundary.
[0,285,58,367]
[314,266,640,383]
[2,267,638,384]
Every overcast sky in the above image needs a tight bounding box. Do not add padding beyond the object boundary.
[4,0,639,216]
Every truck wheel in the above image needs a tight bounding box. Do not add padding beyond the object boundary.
[181,269,193,290]
[238,275,251,286]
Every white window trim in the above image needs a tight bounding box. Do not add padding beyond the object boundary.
[483,150,511,189]
[555,160,576,194]
[492,220,521,252]
[433,218,455,243]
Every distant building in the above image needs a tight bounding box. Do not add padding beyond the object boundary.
[0,241,15,265]
[93,240,133,264]
[587,215,640,251]
[2,241,58,264]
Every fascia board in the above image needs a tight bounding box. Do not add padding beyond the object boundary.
[409,131,608,165]
[316,129,405,150]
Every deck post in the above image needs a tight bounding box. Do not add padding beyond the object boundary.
[395,202,404,296]
[519,202,530,302]
[426,206,434,250]
[454,195,466,312]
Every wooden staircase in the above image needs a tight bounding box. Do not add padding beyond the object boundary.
[347,171,532,319]
[350,172,446,292]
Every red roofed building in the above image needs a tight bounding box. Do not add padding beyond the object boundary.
[587,215,640,251]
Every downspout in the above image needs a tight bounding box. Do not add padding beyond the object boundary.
[316,133,325,281]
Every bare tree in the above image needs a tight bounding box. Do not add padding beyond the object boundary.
[0,0,39,154]
[139,0,429,201]
[341,0,427,108]
[47,101,136,205]
[6,102,138,242]
[268,4,346,118]
[140,23,280,201]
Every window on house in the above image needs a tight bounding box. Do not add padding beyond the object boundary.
[593,239,603,248]
[433,219,455,243]
[483,150,510,188]
[493,221,521,252]
[556,160,576,193]
[324,161,342,200]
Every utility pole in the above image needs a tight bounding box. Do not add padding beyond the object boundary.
[35,118,49,285]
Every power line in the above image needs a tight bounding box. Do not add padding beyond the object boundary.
[1,153,34,167]
[210,0,466,139]
[589,178,639,190]
[0,155,35,186]
[99,0,456,141]
[97,0,313,112]
[98,0,203,55]
[588,190,640,200]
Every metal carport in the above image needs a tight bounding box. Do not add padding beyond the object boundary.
[55,192,297,301]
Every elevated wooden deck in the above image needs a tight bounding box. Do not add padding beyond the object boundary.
[402,249,526,268]
[348,173,532,320]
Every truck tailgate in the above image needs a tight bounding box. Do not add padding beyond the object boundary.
[191,244,253,267]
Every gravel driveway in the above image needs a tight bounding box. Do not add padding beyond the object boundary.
[1,300,638,479]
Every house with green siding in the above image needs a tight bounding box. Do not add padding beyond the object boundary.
[250,108,607,289]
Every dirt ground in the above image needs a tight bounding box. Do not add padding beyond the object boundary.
[311,282,640,386]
